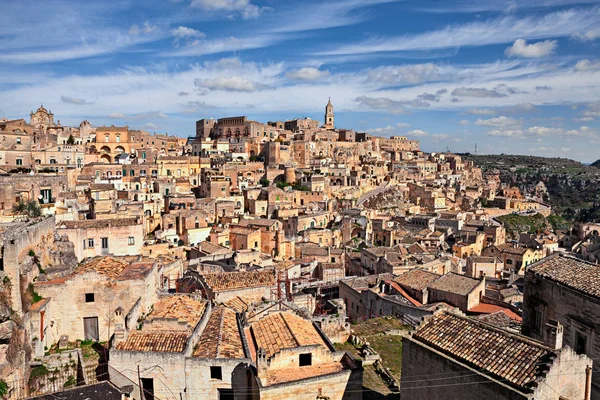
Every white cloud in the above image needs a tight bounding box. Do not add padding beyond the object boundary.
[573,28,600,41]
[109,111,168,120]
[397,123,410,128]
[316,7,598,55]
[172,26,205,39]
[488,125,597,138]
[488,129,525,137]
[431,134,449,141]
[128,22,160,36]
[467,109,496,115]
[190,0,266,19]
[505,39,557,58]
[459,120,469,125]
[286,67,331,81]
[575,59,600,72]
[367,64,441,85]
[60,95,93,105]
[452,87,507,98]
[194,76,270,92]
[475,116,521,127]
[354,96,408,114]
[143,123,158,130]
[407,129,429,137]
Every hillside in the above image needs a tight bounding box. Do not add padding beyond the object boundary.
[461,154,600,222]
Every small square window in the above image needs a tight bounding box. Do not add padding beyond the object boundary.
[128,237,135,245]
[87,238,94,248]
[85,293,95,303]
[299,353,312,367]
[210,366,222,380]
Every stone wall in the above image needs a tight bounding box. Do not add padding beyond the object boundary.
[523,270,600,395]
[400,337,528,400]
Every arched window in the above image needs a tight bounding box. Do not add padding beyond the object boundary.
[105,134,109,142]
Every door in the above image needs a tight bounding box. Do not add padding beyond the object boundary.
[83,317,99,341]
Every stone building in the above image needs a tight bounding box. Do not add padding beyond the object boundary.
[57,218,144,261]
[29,105,56,133]
[323,98,335,130]
[35,256,163,343]
[522,253,600,397]
[401,311,593,400]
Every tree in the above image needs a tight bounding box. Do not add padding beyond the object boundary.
[66,134,75,145]
[12,200,27,215]
[12,199,41,218]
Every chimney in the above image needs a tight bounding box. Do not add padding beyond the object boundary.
[543,319,563,350]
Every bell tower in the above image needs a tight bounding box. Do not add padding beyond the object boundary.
[323,97,334,129]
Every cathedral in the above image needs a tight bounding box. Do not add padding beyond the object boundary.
[30,104,57,133]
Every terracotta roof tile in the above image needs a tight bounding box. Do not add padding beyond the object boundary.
[427,272,482,296]
[74,257,129,280]
[223,296,250,313]
[193,307,244,359]
[116,331,188,353]
[202,269,276,292]
[412,312,555,389]
[266,362,344,385]
[59,218,139,229]
[146,296,207,330]
[394,269,441,292]
[249,312,326,359]
[528,253,600,298]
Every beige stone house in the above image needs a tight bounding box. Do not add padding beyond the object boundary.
[57,218,144,261]
[35,256,162,344]
[402,311,592,400]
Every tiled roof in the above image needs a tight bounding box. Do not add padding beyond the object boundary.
[266,362,344,385]
[427,272,482,296]
[202,269,276,292]
[394,269,441,291]
[74,257,128,280]
[193,307,245,359]
[230,226,259,236]
[470,256,500,263]
[115,331,188,353]
[412,312,554,389]
[58,218,139,229]
[528,253,600,298]
[249,312,327,359]
[146,296,207,330]
[239,218,279,227]
[116,262,154,281]
[223,296,250,313]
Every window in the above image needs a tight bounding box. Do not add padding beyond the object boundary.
[254,241,258,248]
[142,152,147,159]
[210,366,222,380]
[16,158,23,166]
[101,237,108,249]
[299,353,312,366]
[87,238,94,248]
[115,134,120,142]
[575,332,588,355]
[105,134,109,142]
[141,378,154,400]
[506,259,513,265]
[16,137,21,144]
[128,237,135,245]
[85,293,95,303]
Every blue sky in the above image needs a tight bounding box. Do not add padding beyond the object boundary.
[1,0,600,161]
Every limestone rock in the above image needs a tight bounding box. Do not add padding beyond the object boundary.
[0,321,15,340]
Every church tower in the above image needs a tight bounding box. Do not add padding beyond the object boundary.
[323,98,334,129]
